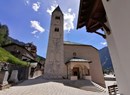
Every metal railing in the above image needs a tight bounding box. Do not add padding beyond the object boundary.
[108,85,119,95]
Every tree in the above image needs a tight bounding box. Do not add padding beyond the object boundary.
[0,24,9,46]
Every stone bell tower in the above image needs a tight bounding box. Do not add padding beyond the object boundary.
[44,6,66,79]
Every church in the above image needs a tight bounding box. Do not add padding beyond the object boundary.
[44,6,105,87]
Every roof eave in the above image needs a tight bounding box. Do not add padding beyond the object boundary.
[77,0,106,32]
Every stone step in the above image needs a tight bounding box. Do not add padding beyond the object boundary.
[91,81,107,92]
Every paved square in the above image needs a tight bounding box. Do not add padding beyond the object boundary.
[0,77,108,95]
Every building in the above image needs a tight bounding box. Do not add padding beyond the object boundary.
[3,43,35,62]
[3,43,39,79]
[64,41,105,87]
[77,0,130,94]
[25,43,37,58]
[44,6,105,87]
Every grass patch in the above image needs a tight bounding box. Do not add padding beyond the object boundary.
[0,47,28,66]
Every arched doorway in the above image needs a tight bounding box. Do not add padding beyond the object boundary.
[72,64,83,79]
[73,67,80,79]
[66,57,91,80]
[71,64,90,80]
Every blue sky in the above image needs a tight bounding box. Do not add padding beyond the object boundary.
[0,0,107,58]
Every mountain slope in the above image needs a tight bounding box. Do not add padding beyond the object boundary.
[99,47,113,70]
[0,47,28,66]
[8,37,25,45]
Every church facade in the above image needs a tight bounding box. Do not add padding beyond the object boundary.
[44,6,105,87]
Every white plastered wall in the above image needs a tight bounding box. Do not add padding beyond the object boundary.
[102,0,130,94]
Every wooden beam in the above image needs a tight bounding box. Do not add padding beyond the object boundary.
[95,31,106,39]
[100,22,111,35]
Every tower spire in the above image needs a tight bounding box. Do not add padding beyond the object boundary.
[53,6,63,14]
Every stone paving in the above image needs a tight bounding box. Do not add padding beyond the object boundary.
[0,77,108,95]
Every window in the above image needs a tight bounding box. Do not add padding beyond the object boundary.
[55,27,59,32]
[55,16,60,20]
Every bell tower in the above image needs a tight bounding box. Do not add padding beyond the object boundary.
[44,6,66,79]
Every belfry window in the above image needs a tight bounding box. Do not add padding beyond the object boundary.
[55,27,59,32]
[55,16,60,20]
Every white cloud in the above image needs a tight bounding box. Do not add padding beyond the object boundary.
[31,31,40,39]
[31,30,38,34]
[68,8,72,12]
[46,1,75,32]
[46,1,58,15]
[24,0,30,5]
[100,41,107,46]
[30,20,45,33]
[34,35,39,38]
[32,2,40,12]
[64,9,75,32]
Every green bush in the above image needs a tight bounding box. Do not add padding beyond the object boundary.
[0,47,28,66]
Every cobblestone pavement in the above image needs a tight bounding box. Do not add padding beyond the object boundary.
[0,77,108,95]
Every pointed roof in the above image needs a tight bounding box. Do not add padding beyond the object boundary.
[53,6,63,14]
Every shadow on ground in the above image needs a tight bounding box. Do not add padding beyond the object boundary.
[15,76,101,92]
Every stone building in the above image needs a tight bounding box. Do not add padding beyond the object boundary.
[44,6,105,87]
[2,43,38,79]
[64,41,105,87]
[25,43,37,58]
[3,43,35,62]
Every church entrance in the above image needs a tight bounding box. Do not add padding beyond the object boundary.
[66,58,92,80]
[73,67,80,79]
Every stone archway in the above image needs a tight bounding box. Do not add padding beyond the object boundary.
[66,58,91,80]
[72,67,80,79]
[71,64,90,80]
